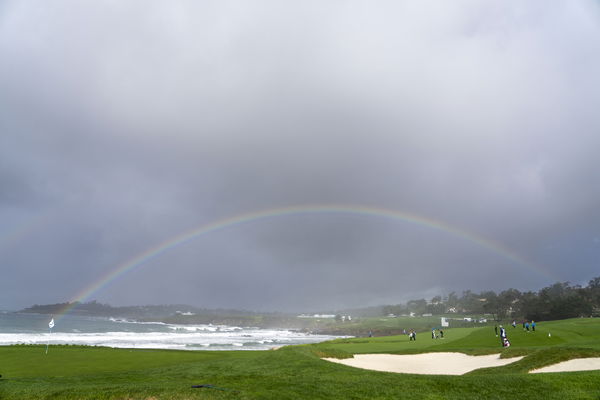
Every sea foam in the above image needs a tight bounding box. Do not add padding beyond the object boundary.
[0,314,340,351]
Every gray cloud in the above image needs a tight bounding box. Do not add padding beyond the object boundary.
[1,0,600,311]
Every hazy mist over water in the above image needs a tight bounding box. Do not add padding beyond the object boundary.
[1,1,600,311]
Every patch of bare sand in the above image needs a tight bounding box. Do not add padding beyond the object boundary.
[529,357,600,373]
[323,352,523,375]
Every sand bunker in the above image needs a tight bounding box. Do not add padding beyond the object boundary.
[323,352,523,375]
[530,357,600,373]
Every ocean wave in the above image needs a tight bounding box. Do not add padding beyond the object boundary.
[0,329,342,351]
[108,318,169,326]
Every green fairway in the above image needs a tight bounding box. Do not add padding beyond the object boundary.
[316,318,595,355]
[1,318,600,399]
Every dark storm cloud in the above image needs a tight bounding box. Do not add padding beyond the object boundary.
[1,0,600,311]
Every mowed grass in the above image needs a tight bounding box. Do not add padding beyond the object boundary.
[1,318,599,399]
[316,318,591,355]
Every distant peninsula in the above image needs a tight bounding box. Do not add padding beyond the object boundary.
[18,301,348,333]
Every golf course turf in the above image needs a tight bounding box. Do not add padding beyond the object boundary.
[1,318,599,399]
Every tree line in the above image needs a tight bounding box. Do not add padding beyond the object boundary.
[382,277,600,322]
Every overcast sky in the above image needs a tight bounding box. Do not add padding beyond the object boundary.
[1,1,600,312]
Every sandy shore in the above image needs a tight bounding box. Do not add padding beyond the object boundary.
[323,352,524,375]
[529,357,600,373]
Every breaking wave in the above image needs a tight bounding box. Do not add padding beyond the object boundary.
[0,313,340,351]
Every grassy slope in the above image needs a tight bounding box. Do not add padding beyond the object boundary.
[1,318,599,399]
[316,318,585,354]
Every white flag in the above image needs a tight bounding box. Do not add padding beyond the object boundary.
[49,318,54,329]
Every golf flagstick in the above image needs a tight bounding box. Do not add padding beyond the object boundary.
[46,317,54,354]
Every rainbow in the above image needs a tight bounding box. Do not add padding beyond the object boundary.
[0,213,53,251]
[56,204,554,319]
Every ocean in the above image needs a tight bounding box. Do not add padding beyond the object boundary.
[0,312,340,351]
